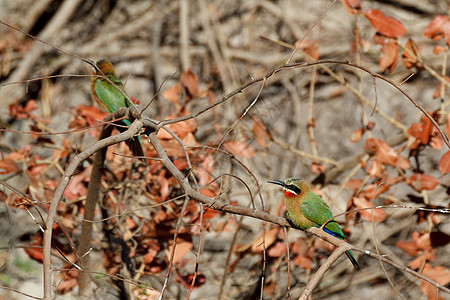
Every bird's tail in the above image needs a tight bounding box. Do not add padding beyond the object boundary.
[345,250,359,268]
[115,119,146,162]
[125,137,146,162]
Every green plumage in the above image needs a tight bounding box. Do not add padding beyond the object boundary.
[91,59,144,161]
[268,177,359,268]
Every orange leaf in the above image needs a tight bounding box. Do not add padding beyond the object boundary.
[168,240,192,264]
[293,255,312,270]
[24,246,44,263]
[143,248,159,264]
[0,158,20,174]
[251,228,278,253]
[252,116,271,148]
[424,15,450,46]
[416,232,432,250]
[408,249,436,270]
[439,151,450,173]
[163,83,182,103]
[9,99,38,120]
[420,263,450,300]
[375,139,398,165]
[446,113,450,137]
[339,0,361,14]
[363,138,378,155]
[63,167,90,201]
[176,272,205,289]
[223,140,255,158]
[365,9,406,38]
[396,156,411,169]
[345,179,363,191]
[365,138,410,169]
[407,173,439,191]
[78,105,107,124]
[396,240,419,256]
[374,34,399,73]
[432,76,450,99]
[180,69,199,98]
[292,238,309,256]
[198,154,215,186]
[402,38,420,69]
[353,196,387,222]
[361,183,390,200]
[295,39,319,60]
[366,160,385,178]
[421,263,450,286]
[408,122,429,146]
[267,241,287,257]
[350,128,363,143]
[159,175,169,201]
[57,277,78,294]
[433,45,447,55]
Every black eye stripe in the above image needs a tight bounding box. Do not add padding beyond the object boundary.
[285,184,301,194]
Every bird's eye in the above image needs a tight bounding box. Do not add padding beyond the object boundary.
[285,184,301,195]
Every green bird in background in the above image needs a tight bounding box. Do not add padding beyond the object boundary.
[91,59,145,161]
[268,177,359,268]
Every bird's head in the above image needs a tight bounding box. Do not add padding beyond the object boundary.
[267,177,310,198]
[95,59,115,75]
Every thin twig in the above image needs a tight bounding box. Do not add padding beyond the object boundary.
[186,203,204,300]
[159,196,190,300]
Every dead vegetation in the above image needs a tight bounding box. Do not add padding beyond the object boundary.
[0,0,450,299]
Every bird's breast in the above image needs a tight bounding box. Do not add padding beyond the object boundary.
[285,198,317,229]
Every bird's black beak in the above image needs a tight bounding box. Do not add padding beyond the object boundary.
[267,180,285,187]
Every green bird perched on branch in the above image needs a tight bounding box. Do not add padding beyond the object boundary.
[91,59,145,161]
[268,177,359,268]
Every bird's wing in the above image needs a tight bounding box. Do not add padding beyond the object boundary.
[95,78,128,113]
[301,194,346,240]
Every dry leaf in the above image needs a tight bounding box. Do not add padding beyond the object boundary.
[9,99,38,120]
[402,38,420,69]
[0,158,20,174]
[176,272,206,289]
[251,228,278,253]
[365,138,410,169]
[168,240,192,264]
[180,69,199,98]
[345,179,363,191]
[198,154,215,186]
[365,9,406,38]
[424,15,450,46]
[78,105,108,125]
[252,116,271,148]
[420,263,450,300]
[407,173,439,191]
[295,39,319,60]
[439,151,450,174]
[352,196,387,222]
[350,128,363,143]
[363,138,378,155]
[367,160,385,178]
[374,34,399,73]
[163,83,182,103]
[432,76,450,99]
[223,140,255,158]
[409,249,436,270]
[293,255,312,270]
[433,45,446,55]
[339,0,361,14]
[267,241,287,257]
[396,239,419,256]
